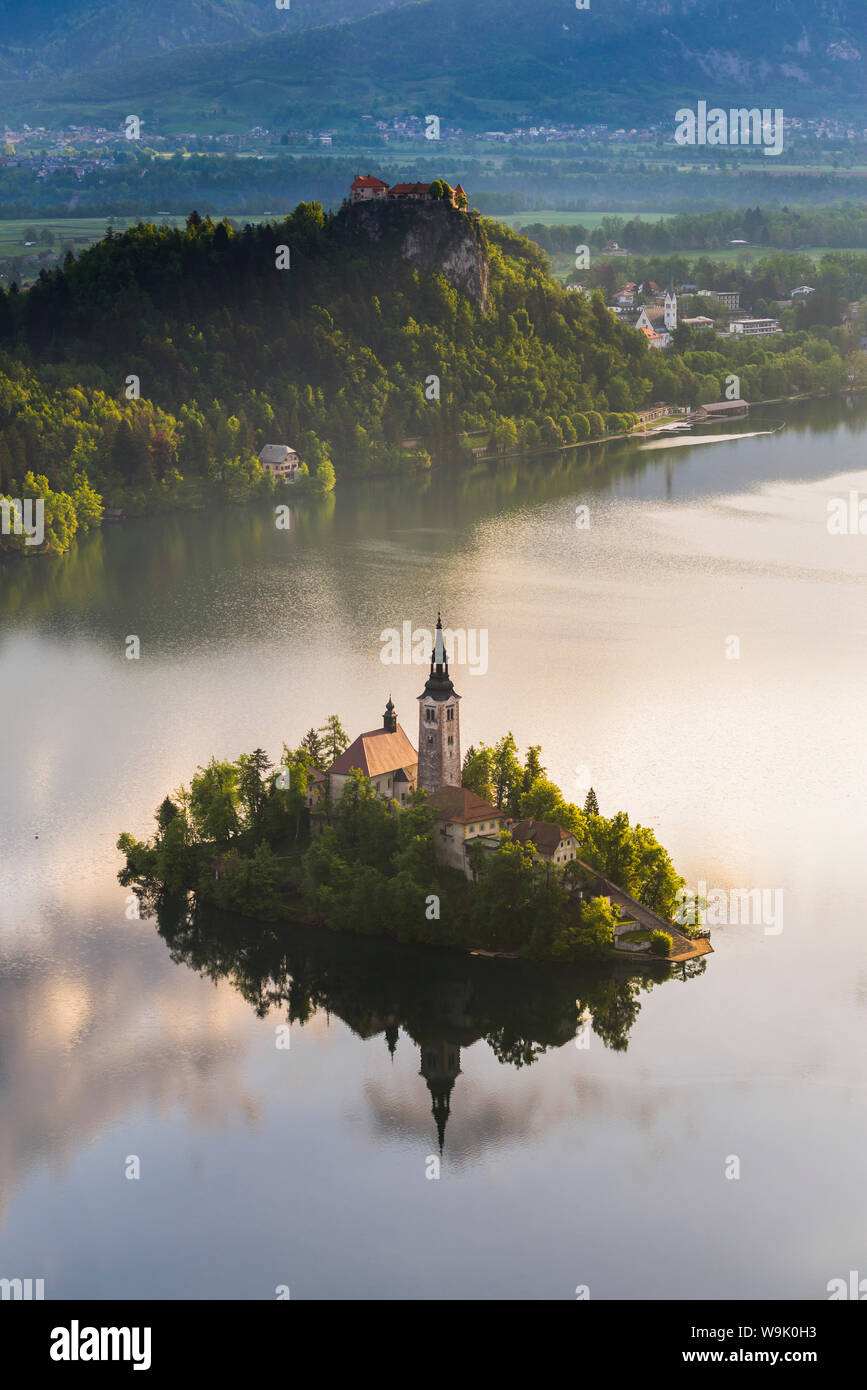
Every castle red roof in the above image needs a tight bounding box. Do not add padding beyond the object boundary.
[351,175,388,190]
[389,182,431,195]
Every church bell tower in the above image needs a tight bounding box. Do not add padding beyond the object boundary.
[417,614,461,795]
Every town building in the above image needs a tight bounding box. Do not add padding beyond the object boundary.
[728,317,781,337]
[700,289,740,310]
[258,444,300,481]
[791,285,815,299]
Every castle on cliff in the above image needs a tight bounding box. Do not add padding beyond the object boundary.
[349,174,468,209]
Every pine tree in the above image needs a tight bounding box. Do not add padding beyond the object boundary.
[319,714,349,764]
[584,787,600,817]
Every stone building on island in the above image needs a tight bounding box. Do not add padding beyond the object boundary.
[308,614,580,880]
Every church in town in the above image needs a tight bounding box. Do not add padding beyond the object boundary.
[307,615,576,879]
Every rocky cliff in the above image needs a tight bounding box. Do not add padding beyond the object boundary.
[335,199,489,312]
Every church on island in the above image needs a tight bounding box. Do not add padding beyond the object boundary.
[307,616,578,878]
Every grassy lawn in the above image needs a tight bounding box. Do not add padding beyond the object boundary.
[620,928,652,943]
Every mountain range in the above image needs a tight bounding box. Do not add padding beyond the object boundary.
[0,0,863,131]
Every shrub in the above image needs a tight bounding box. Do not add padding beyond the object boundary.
[649,929,672,957]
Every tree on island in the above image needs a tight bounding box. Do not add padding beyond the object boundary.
[236,748,273,829]
[584,787,599,817]
[491,732,523,812]
[319,714,349,764]
[462,744,495,803]
[295,727,326,769]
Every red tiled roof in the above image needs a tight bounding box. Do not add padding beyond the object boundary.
[426,786,504,825]
[389,182,431,195]
[351,175,388,190]
[328,724,417,778]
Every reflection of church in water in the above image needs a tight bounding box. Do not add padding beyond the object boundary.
[352,978,492,1153]
[420,1040,462,1154]
[354,978,575,1152]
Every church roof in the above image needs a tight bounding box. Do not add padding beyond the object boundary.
[328,724,417,778]
[426,786,504,825]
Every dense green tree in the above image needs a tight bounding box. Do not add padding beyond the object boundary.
[319,713,349,763]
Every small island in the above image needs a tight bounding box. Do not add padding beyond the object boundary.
[118,616,713,967]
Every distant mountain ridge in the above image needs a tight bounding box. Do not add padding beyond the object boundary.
[0,0,395,77]
[0,0,863,130]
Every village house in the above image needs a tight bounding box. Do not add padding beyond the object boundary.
[428,785,506,878]
[510,818,580,867]
[612,287,635,308]
[259,444,300,481]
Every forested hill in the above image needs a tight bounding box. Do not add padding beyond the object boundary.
[0,198,854,548]
[0,200,661,498]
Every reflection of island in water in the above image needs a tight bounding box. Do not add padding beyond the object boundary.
[154,901,705,1152]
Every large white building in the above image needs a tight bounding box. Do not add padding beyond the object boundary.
[728,317,781,337]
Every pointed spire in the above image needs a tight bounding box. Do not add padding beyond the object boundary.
[432,612,447,670]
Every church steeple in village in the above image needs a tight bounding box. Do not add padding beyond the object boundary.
[664,275,677,333]
[417,614,461,795]
[383,696,397,732]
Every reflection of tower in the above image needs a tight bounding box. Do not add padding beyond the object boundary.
[419,1040,461,1153]
[417,614,461,795]
[385,1021,399,1058]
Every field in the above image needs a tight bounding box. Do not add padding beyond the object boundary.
[500,211,676,229]
[0,213,288,282]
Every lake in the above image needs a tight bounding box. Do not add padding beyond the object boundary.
[2,396,866,1299]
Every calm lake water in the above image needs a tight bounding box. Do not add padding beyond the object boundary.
[2,397,866,1299]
